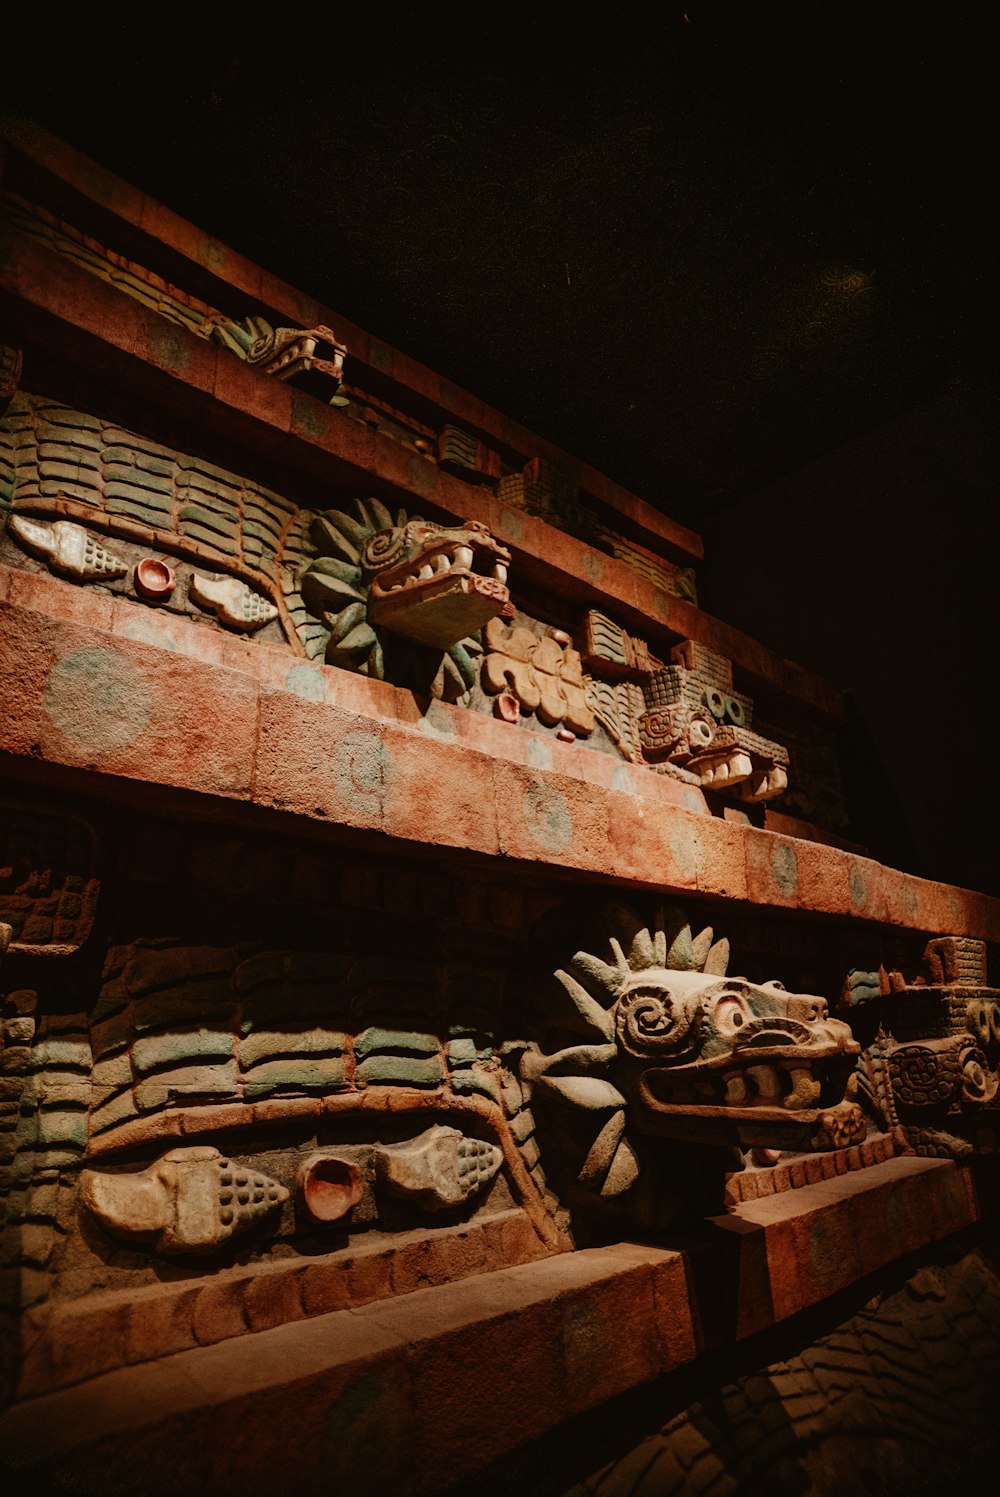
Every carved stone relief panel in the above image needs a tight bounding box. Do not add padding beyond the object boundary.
[0,394,512,699]
[0,799,100,955]
[303,508,510,683]
[5,196,349,404]
[0,793,905,1399]
[847,936,1000,1157]
[6,193,698,611]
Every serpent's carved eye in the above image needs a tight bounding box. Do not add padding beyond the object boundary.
[714,995,749,1032]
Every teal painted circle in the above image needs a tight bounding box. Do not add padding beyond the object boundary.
[44,648,149,753]
[849,866,868,910]
[333,730,390,806]
[612,764,637,795]
[523,781,572,853]
[500,507,525,543]
[292,393,330,440]
[286,665,328,702]
[197,237,228,270]
[681,786,705,815]
[771,843,799,898]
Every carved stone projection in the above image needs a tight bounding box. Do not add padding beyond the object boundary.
[201,315,349,403]
[578,609,663,761]
[575,614,793,797]
[302,504,511,695]
[497,457,698,602]
[577,609,664,682]
[524,903,863,1220]
[436,424,503,485]
[640,641,789,801]
[482,618,595,736]
[850,937,1000,1157]
[498,456,592,534]
[6,196,350,405]
[80,1145,287,1255]
[189,571,279,630]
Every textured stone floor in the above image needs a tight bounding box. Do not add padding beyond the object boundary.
[450,1227,1000,1497]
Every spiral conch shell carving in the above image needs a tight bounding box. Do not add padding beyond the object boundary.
[80,1145,287,1256]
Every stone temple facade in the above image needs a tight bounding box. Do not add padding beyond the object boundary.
[0,121,998,1496]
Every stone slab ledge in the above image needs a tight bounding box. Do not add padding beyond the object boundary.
[1,583,997,940]
[0,1156,987,1496]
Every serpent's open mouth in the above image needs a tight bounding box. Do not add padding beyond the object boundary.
[640,1048,857,1115]
[367,523,511,648]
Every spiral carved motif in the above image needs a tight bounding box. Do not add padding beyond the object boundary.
[889,1042,964,1109]
[361,525,411,575]
[616,984,699,1060]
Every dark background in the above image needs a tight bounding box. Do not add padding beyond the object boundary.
[6,2,997,892]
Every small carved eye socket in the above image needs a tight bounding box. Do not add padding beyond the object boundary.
[966,999,994,1048]
[963,1057,989,1100]
[703,687,727,721]
[768,981,786,991]
[715,996,748,1031]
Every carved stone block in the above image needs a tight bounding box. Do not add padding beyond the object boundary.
[526,902,864,1231]
[437,424,503,484]
[853,936,1000,1156]
[0,344,23,413]
[189,572,279,631]
[576,609,663,680]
